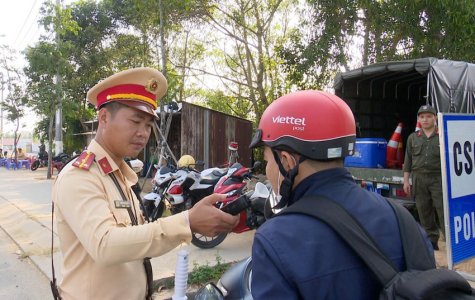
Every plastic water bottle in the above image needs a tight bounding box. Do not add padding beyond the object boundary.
[172,249,189,300]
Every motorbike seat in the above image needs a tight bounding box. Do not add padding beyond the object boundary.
[159,166,176,174]
[212,169,228,177]
[199,168,228,185]
[199,176,222,185]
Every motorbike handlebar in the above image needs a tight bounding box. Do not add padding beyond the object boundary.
[220,194,251,215]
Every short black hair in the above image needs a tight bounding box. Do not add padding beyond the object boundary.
[101,102,125,118]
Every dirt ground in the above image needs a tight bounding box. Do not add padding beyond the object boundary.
[434,237,475,275]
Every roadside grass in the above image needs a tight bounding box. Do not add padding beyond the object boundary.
[153,254,231,292]
[188,255,230,285]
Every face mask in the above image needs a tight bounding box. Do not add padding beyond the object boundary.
[276,171,283,200]
[270,170,284,213]
[269,150,301,210]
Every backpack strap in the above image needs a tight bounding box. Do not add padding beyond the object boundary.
[280,195,399,286]
[384,198,436,270]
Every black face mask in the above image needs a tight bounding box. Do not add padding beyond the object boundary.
[271,150,305,209]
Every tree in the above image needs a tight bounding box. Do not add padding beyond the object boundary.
[184,0,294,121]
[4,84,28,161]
[1,45,28,161]
[24,0,80,178]
[281,0,475,90]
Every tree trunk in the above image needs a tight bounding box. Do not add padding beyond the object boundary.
[13,123,18,163]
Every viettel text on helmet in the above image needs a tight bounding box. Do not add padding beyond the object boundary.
[272,115,306,126]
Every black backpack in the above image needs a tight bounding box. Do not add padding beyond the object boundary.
[281,195,475,300]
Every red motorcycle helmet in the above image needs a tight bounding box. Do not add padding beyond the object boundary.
[250,90,356,160]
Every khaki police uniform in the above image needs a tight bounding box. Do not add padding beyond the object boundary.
[403,126,444,244]
[53,139,192,299]
[52,67,191,299]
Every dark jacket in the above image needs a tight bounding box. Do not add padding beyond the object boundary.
[251,167,432,300]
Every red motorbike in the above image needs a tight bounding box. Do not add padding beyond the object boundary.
[30,152,70,172]
[191,161,268,249]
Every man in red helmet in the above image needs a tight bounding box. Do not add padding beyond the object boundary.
[249,90,433,299]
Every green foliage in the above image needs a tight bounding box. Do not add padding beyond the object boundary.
[1,44,29,156]
[16,0,475,157]
[188,255,230,285]
[194,0,294,122]
[3,84,28,123]
[281,0,475,90]
[24,1,84,155]
[198,89,253,120]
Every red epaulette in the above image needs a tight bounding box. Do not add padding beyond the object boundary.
[98,157,113,174]
[72,151,95,171]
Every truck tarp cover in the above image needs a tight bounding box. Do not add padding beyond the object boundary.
[334,57,475,113]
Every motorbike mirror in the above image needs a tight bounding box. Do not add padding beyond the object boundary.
[195,160,205,167]
[250,182,270,200]
[127,159,144,173]
[194,283,224,300]
[252,161,261,170]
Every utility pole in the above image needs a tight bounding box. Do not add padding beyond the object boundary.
[54,0,63,155]
[159,0,167,130]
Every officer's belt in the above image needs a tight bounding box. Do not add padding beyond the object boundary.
[412,170,441,176]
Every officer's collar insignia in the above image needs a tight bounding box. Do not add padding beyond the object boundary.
[145,78,159,93]
[98,157,113,174]
[72,151,95,170]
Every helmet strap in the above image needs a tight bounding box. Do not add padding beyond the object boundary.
[271,150,305,209]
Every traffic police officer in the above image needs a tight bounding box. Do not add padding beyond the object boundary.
[403,104,444,250]
[52,67,238,300]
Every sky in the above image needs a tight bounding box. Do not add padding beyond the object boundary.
[1,1,44,54]
[1,0,51,134]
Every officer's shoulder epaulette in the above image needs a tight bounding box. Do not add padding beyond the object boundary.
[72,151,95,171]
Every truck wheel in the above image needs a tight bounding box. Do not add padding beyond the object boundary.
[191,232,228,249]
[30,161,40,171]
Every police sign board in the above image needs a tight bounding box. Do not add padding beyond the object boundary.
[439,114,475,266]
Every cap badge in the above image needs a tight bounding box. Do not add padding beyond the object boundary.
[145,78,159,94]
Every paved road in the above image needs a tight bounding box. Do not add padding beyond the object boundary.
[0,167,254,298]
[0,228,51,300]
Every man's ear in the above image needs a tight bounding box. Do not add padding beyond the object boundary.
[280,151,297,170]
[98,107,108,126]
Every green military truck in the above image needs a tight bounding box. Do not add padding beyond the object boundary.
[334,57,475,208]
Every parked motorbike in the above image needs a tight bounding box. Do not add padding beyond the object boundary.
[165,165,228,214]
[191,161,262,249]
[142,159,178,222]
[143,158,228,223]
[30,157,47,171]
[194,182,272,300]
[31,152,70,171]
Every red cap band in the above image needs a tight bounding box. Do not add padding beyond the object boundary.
[96,84,157,109]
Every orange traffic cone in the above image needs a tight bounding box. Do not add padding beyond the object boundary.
[415,121,421,132]
[386,122,403,168]
[395,140,404,168]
